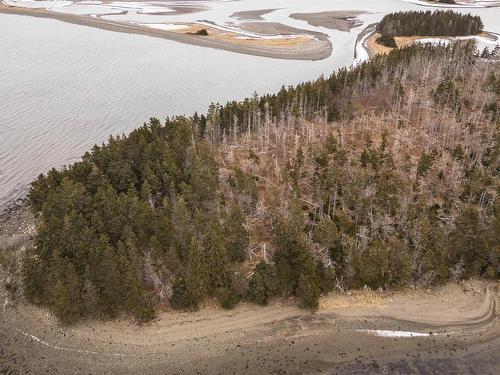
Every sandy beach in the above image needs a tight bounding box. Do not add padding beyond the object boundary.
[0,3,332,60]
[364,30,499,58]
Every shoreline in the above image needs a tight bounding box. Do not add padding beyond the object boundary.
[354,22,378,61]
[1,270,498,374]
[0,3,332,61]
[364,30,499,57]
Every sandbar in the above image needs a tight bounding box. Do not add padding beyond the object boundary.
[290,10,365,32]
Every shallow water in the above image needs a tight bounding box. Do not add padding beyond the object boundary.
[0,0,499,210]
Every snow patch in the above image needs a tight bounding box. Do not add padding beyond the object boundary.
[404,0,496,8]
[353,30,371,66]
[357,329,435,337]
[2,0,72,8]
[416,37,450,46]
[140,23,189,31]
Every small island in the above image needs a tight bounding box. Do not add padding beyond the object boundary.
[365,10,496,57]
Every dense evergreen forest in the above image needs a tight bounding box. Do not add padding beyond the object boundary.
[23,40,499,324]
[377,10,483,37]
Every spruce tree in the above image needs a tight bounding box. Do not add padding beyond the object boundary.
[170,277,198,311]
[296,272,321,310]
[52,261,82,324]
[184,237,209,301]
[224,203,249,263]
[203,218,230,291]
[248,261,279,305]
[272,202,321,308]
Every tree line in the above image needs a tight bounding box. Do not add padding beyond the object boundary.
[377,10,483,37]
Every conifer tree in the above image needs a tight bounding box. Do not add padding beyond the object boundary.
[203,218,230,291]
[273,203,320,305]
[184,237,209,301]
[224,203,249,263]
[248,261,279,305]
[52,262,82,324]
[170,277,198,311]
[451,206,489,276]
[22,249,47,304]
[296,272,321,310]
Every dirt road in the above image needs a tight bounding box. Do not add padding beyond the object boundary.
[1,281,498,374]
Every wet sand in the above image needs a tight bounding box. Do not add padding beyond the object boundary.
[168,5,208,15]
[230,8,277,21]
[0,3,332,60]
[290,10,365,32]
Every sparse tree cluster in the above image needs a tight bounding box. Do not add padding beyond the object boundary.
[376,34,397,48]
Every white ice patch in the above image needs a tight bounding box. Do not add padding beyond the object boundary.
[140,23,189,31]
[353,30,371,66]
[416,37,450,46]
[415,35,499,51]
[2,0,72,8]
[357,329,433,337]
[106,2,167,14]
[1,0,172,14]
[403,0,494,8]
[15,328,128,357]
